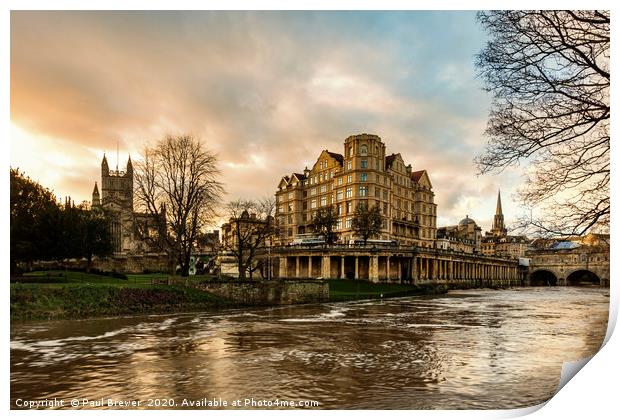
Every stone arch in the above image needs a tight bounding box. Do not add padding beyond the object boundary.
[566,269,601,287]
[530,269,558,287]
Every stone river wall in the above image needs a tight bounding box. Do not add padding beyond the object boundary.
[196,279,329,305]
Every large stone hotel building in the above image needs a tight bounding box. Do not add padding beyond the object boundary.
[275,133,437,247]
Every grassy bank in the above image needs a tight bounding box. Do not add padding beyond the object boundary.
[11,271,451,321]
[11,271,235,321]
[328,279,448,301]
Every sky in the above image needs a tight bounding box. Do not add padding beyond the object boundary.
[10,10,525,231]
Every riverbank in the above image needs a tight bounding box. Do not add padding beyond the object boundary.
[10,283,239,321]
[10,271,450,321]
[328,278,448,301]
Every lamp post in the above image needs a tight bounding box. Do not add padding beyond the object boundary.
[266,238,272,281]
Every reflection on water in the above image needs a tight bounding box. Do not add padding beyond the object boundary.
[11,287,609,409]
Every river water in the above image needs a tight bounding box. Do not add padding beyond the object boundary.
[11,287,609,410]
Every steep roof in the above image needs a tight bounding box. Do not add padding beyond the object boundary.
[410,170,425,182]
[326,151,344,165]
[385,154,397,169]
[292,172,306,180]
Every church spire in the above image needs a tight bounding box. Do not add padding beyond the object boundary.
[495,190,503,216]
[491,189,507,237]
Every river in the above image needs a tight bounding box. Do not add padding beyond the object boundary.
[10,287,609,409]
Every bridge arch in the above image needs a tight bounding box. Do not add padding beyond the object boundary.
[530,269,558,287]
[566,269,601,287]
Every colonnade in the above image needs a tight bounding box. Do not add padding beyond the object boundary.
[277,252,520,284]
[415,257,519,281]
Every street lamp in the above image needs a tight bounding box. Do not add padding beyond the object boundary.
[265,238,272,281]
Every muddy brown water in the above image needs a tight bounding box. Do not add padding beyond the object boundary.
[10,287,609,409]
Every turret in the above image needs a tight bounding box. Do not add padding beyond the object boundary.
[101,154,109,176]
[126,155,133,177]
[92,182,101,207]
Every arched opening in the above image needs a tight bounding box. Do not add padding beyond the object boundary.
[566,270,601,287]
[530,270,558,287]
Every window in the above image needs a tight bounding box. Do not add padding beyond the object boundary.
[347,160,352,170]
[320,196,327,206]
[360,144,368,155]
[311,188,316,196]
[336,218,342,230]
[288,215,293,224]
[288,204,293,212]
[345,217,352,228]
[346,187,353,198]
[311,199,317,209]
[359,186,368,197]
[383,191,388,200]
[348,146,353,157]
[279,205,284,213]
[337,204,342,215]
[319,174,323,182]
[347,201,352,213]
[320,185,327,193]
[375,187,380,198]
[361,173,367,182]
[337,189,344,200]
[361,160,367,169]
[288,192,293,199]
[338,177,343,186]
[319,161,323,170]
[347,175,352,183]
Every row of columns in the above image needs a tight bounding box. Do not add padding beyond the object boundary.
[279,254,519,283]
[416,257,518,281]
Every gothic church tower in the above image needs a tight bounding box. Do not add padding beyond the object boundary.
[490,190,508,237]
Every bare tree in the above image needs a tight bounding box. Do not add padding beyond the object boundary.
[221,198,276,280]
[475,11,609,237]
[134,134,224,276]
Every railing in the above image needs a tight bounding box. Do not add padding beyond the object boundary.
[272,244,520,262]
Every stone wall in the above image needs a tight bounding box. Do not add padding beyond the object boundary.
[92,254,170,274]
[197,279,329,305]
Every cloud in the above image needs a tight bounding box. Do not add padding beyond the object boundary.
[10,11,523,231]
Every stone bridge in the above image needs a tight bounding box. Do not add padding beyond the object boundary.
[526,246,610,287]
[271,245,522,287]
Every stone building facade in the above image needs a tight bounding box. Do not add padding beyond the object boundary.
[275,134,437,247]
[481,190,528,259]
[91,154,161,256]
[436,216,482,254]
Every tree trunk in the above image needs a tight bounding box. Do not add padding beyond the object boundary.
[181,250,191,277]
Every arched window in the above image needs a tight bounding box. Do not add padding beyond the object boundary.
[360,144,368,155]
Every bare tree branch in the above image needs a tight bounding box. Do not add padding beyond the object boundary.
[475,10,609,236]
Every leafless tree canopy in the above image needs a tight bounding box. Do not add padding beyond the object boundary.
[475,11,609,236]
[221,198,277,280]
[134,134,224,275]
